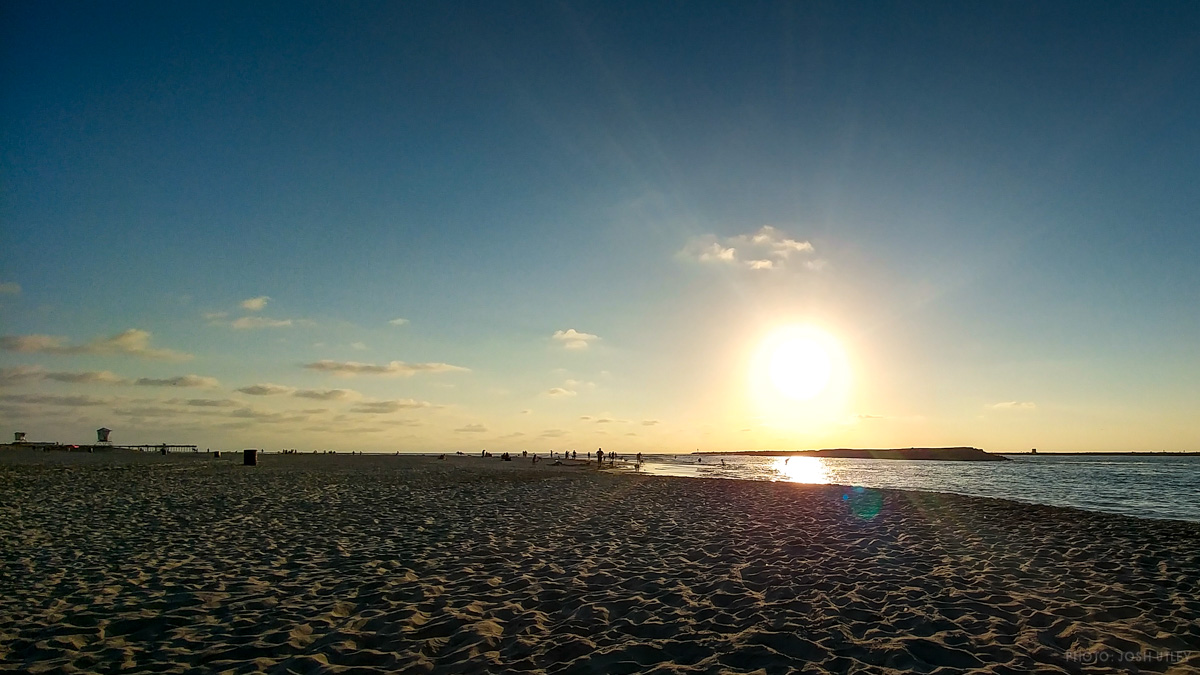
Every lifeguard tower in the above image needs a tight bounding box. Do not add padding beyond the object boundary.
[97,428,112,445]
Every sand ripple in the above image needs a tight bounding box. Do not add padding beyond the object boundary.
[1,451,1197,673]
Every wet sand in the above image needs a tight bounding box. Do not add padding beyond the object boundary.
[1,450,1197,674]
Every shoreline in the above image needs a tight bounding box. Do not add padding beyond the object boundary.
[1,451,1198,673]
[4,448,1196,523]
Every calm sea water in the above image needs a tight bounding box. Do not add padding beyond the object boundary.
[634,454,1200,522]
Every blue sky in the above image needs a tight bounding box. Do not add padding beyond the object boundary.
[2,1,1198,452]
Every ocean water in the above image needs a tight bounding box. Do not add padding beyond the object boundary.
[634,453,1200,523]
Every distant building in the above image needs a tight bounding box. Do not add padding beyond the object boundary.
[14,432,26,443]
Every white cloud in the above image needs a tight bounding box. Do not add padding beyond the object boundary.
[388,317,409,326]
[350,342,368,351]
[0,282,20,295]
[988,401,1037,411]
[0,329,192,361]
[134,375,220,388]
[236,383,295,396]
[546,387,576,397]
[304,360,469,376]
[455,423,488,433]
[231,316,293,329]
[240,296,270,311]
[679,226,820,271]
[682,238,737,262]
[552,329,600,350]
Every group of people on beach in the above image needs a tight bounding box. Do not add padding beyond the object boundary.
[596,449,643,468]
[473,447,644,469]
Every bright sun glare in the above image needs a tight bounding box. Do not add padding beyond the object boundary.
[768,334,834,400]
[750,324,850,429]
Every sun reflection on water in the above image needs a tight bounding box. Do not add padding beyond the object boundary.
[773,456,832,484]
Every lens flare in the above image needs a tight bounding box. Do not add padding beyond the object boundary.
[843,486,883,520]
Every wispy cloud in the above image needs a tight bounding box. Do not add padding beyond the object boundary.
[455,423,488,433]
[235,383,361,401]
[231,316,293,329]
[540,428,568,438]
[388,317,409,326]
[236,383,295,396]
[988,401,1037,411]
[552,329,600,350]
[350,342,368,351]
[134,375,220,388]
[546,387,577,397]
[294,388,358,401]
[679,226,821,271]
[641,419,659,426]
[0,366,43,386]
[1,366,124,386]
[0,329,191,361]
[240,296,270,311]
[44,370,126,384]
[0,393,108,407]
[350,399,434,414]
[111,405,181,418]
[0,282,20,295]
[226,407,311,423]
[173,398,240,408]
[304,360,469,376]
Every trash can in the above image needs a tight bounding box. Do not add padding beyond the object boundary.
[243,448,258,466]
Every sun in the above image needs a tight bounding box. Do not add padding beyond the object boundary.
[749,324,850,429]
[768,333,834,400]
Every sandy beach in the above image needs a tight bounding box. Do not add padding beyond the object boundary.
[1,450,1197,674]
